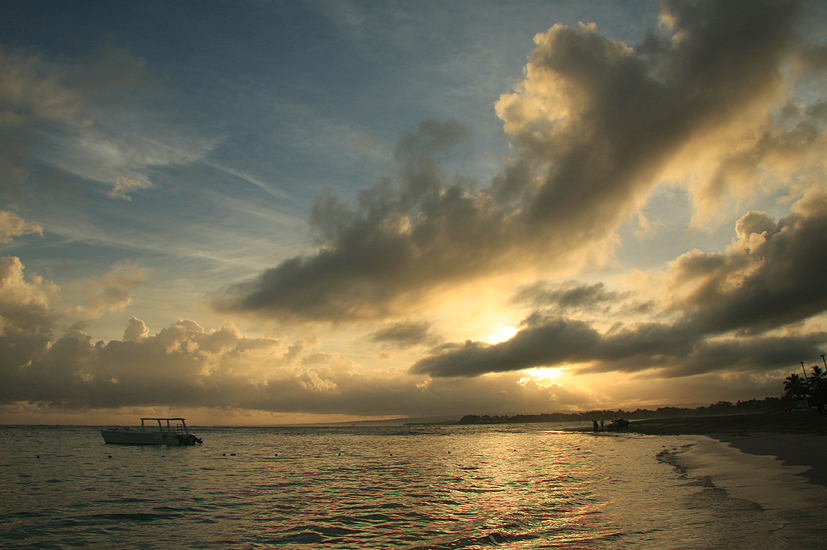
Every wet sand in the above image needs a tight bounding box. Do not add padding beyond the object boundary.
[673,434,827,546]
[565,412,827,544]
[627,412,827,488]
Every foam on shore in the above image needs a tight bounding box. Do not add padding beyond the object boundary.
[671,435,827,545]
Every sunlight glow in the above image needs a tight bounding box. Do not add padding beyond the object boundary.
[522,367,563,384]
[482,324,519,344]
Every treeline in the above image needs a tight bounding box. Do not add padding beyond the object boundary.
[457,397,783,425]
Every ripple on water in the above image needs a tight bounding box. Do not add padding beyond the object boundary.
[1,425,825,550]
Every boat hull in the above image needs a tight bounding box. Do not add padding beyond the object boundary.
[101,429,199,446]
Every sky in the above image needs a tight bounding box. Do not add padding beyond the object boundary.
[2,0,827,426]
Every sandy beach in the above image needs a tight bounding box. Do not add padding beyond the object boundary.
[627,411,827,488]
[616,411,827,546]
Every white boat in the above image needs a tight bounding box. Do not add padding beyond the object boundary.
[101,417,203,446]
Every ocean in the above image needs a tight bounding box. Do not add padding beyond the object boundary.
[1,423,825,549]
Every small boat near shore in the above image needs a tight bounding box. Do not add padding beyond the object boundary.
[101,417,203,446]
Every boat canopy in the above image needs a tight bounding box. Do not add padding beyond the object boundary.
[139,418,190,434]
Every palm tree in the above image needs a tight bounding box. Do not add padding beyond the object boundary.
[783,373,808,399]
[809,366,826,400]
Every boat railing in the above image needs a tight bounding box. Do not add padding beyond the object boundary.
[139,417,189,435]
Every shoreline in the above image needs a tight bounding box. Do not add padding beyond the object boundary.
[666,434,827,546]
[625,410,827,436]
[627,411,827,489]
[632,412,827,545]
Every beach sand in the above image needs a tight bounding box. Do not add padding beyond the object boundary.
[627,411,827,488]
[622,412,827,545]
[670,435,827,546]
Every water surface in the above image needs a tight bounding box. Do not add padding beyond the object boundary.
[1,424,823,549]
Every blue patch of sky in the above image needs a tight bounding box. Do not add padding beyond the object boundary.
[4,0,658,193]
[3,0,660,284]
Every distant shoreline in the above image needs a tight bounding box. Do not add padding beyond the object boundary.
[556,410,826,437]
[448,397,794,427]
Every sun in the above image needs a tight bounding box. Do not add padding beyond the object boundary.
[482,324,519,344]
[521,367,563,384]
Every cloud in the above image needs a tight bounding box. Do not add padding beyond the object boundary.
[411,317,603,378]
[0,255,577,415]
[214,118,509,322]
[664,187,827,335]
[0,211,43,243]
[0,311,584,417]
[78,262,148,319]
[107,176,152,200]
[0,42,215,200]
[512,280,625,313]
[38,120,217,199]
[123,317,149,343]
[219,0,820,324]
[0,46,81,186]
[0,249,814,416]
[497,0,815,227]
[412,312,826,380]
[0,256,147,334]
[0,257,59,385]
[0,255,605,416]
[0,47,81,129]
[366,319,442,349]
[411,189,827,378]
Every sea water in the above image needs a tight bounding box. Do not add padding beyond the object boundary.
[1,424,825,549]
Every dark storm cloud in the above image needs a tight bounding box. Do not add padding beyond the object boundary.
[654,333,827,378]
[218,0,814,324]
[367,319,441,349]
[410,317,603,378]
[216,118,520,321]
[678,192,827,335]
[512,280,624,311]
[412,192,827,377]
[412,315,826,379]
[410,315,702,378]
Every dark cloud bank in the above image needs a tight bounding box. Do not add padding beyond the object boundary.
[413,190,827,377]
[218,0,827,381]
[219,0,815,320]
